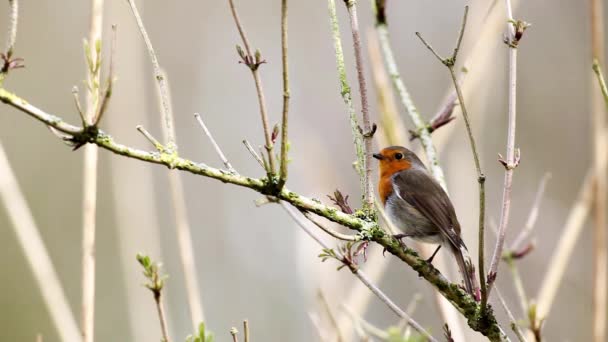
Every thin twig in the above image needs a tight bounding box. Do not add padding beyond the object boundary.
[415,6,485,306]
[367,29,406,147]
[242,139,265,170]
[326,0,365,199]
[590,0,607,339]
[375,15,447,189]
[343,0,374,211]
[195,113,236,173]
[126,0,176,152]
[487,0,525,299]
[281,203,437,342]
[155,293,171,342]
[342,304,388,339]
[155,74,206,330]
[82,2,103,340]
[92,24,117,126]
[495,287,528,342]
[509,173,550,251]
[230,328,239,342]
[4,0,18,57]
[227,0,275,174]
[243,320,250,342]
[278,0,290,188]
[136,125,164,151]
[0,143,80,342]
[318,289,345,342]
[303,212,357,241]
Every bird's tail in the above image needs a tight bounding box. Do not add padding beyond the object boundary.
[451,244,478,298]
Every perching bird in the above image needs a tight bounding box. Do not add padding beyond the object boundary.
[374,146,476,296]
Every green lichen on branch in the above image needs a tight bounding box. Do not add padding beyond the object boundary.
[0,86,505,340]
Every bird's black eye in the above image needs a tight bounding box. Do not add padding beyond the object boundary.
[394,152,403,160]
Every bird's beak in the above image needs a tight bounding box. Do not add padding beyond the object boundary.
[373,153,384,160]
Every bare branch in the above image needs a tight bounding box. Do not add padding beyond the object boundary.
[227,0,275,174]
[343,0,374,211]
[326,0,365,200]
[487,0,526,299]
[0,143,80,342]
[416,6,484,307]
[278,0,290,189]
[4,0,18,57]
[136,125,164,152]
[126,0,176,152]
[81,2,103,341]
[591,0,608,338]
[242,139,265,170]
[195,113,236,173]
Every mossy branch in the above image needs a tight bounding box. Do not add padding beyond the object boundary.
[0,85,506,340]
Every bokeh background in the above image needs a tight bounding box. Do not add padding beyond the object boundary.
[0,0,602,341]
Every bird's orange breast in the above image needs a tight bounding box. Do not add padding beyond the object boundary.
[378,159,411,205]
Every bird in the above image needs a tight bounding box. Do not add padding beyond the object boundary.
[373,146,476,296]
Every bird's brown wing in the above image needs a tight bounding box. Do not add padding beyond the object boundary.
[392,169,465,249]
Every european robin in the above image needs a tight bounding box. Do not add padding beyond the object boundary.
[373,146,476,295]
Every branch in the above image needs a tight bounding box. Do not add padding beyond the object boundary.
[415,5,486,308]
[195,113,236,173]
[278,0,290,189]
[343,0,374,211]
[125,0,176,152]
[282,203,437,342]
[326,0,365,201]
[374,5,448,190]
[487,0,528,300]
[228,0,275,175]
[0,85,506,340]
[81,2,103,341]
[591,0,608,339]
[0,143,80,342]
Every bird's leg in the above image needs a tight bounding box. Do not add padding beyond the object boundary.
[426,245,442,264]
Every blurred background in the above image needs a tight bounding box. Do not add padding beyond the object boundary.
[0,0,602,341]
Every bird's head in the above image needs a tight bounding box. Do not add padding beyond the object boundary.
[373,146,422,178]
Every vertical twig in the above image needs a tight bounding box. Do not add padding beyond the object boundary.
[156,80,205,329]
[487,0,526,298]
[326,0,365,201]
[278,0,290,189]
[0,143,80,342]
[228,0,276,174]
[127,1,207,329]
[415,6,484,305]
[343,0,374,211]
[125,0,176,152]
[82,1,103,341]
[374,8,448,189]
[590,0,607,340]
[4,0,18,57]
[243,320,250,342]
